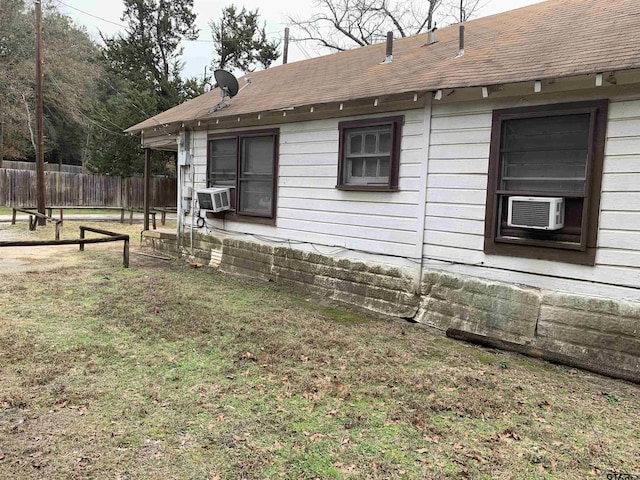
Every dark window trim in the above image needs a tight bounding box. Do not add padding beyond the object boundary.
[207,128,279,223]
[484,100,608,266]
[337,115,404,191]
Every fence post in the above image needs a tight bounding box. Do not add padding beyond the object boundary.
[123,237,130,268]
[79,227,85,251]
[11,208,16,225]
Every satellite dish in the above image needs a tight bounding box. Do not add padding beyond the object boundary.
[214,69,239,98]
[209,69,239,114]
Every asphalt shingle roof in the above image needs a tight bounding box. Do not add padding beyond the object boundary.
[126,0,640,133]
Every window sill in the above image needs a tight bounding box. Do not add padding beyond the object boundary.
[335,185,399,192]
[207,210,276,226]
[484,238,596,266]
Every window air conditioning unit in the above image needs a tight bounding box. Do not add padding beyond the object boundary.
[197,187,231,213]
[507,196,565,230]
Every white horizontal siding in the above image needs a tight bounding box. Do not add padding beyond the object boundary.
[598,211,640,230]
[426,188,487,205]
[278,208,417,231]
[603,156,640,173]
[187,130,209,190]
[425,203,486,221]
[428,158,489,174]
[427,174,487,190]
[601,173,640,192]
[186,110,426,258]
[278,162,423,178]
[279,141,338,155]
[429,143,491,160]
[278,176,422,192]
[601,192,640,211]
[423,95,640,296]
[279,187,419,204]
[596,96,640,288]
[278,197,417,218]
[597,249,640,268]
[424,216,485,236]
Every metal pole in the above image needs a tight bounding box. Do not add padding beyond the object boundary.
[35,0,46,226]
[283,27,289,65]
[143,148,151,230]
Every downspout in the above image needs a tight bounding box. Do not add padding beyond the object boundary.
[414,95,433,295]
[176,131,184,256]
[190,140,196,257]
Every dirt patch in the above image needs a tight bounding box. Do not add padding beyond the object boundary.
[0,221,140,273]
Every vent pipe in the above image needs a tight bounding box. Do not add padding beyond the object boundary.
[428,28,436,45]
[384,31,393,63]
[283,27,290,65]
[453,25,465,58]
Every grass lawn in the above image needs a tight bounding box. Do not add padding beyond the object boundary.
[0,222,638,479]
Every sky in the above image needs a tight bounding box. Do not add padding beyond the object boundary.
[55,0,546,79]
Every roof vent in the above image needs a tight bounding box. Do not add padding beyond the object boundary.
[454,25,465,58]
[428,24,437,45]
[382,31,393,63]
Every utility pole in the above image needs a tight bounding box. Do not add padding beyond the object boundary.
[0,99,4,169]
[35,0,46,225]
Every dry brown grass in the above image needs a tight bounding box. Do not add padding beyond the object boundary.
[0,220,638,479]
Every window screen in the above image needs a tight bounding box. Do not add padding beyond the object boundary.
[209,138,237,187]
[500,114,590,194]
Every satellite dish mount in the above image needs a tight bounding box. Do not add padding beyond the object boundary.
[210,69,240,113]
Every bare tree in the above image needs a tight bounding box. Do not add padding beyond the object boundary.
[445,0,486,23]
[288,0,485,52]
[288,0,441,52]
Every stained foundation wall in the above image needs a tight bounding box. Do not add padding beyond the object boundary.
[417,270,639,380]
[141,231,640,381]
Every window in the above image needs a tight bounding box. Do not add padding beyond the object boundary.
[337,116,403,190]
[207,129,278,219]
[484,100,608,265]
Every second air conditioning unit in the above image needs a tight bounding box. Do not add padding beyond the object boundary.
[197,187,231,213]
[507,196,565,230]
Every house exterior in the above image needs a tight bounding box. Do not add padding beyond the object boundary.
[127,0,640,381]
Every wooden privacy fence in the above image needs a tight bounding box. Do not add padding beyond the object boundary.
[1,160,86,173]
[0,169,176,208]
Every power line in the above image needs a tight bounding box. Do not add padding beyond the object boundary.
[49,75,126,131]
[55,0,126,29]
[55,1,284,43]
[96,77,173,137]
[48,75,125,136]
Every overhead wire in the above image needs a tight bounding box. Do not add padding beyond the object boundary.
[95,77,174,137]
[55,1,285,44]
[48,74,125,136]
[49,74,127,132]
[55,0,126,29]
